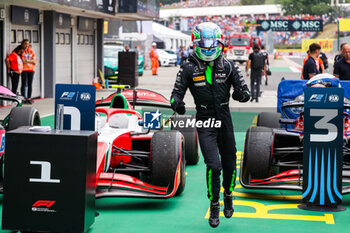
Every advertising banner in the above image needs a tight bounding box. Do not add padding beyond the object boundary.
[302,87,344,206]
[302,39,334,53]
[257,19,323,32]
[339,18,350,32]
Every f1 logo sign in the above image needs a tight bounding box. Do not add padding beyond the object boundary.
[32,200,55,207]
[29,161,60,183]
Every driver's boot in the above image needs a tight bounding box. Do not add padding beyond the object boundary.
[209,201,220,228]
[223,192,234,218]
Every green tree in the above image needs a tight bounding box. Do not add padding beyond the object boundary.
[281,0,332,16]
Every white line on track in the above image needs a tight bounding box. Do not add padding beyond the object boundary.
[283,56,303,73]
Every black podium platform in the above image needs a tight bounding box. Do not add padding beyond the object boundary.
[2,127,97,233]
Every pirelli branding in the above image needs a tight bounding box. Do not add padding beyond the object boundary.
[193,76,205,82]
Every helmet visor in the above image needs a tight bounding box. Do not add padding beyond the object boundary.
[195,39,219,49]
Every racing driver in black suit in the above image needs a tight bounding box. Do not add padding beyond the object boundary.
[170,22,250,228]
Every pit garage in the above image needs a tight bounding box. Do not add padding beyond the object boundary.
[55,13,72,84]
[76,17,96,85]
[6,6,41,97]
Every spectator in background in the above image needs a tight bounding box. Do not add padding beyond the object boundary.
[302,43,321,80]
[176,46,182,66]
[333,44,350,80]
[334,43,347,64]
[260,45,269,85]
[246,44,265,102]
[150,42,159,76]
[21,39,36,104]
[301,48,324,79]
[180,46,189,65]
[5,45,24,95]
[187,45,194,56]
[260,45,269,66]
[319,51,328,72]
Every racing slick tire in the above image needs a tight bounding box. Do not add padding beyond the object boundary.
[151,130,186,195]
[243,126,273,180]
[7,107,41,131]
[171,115,199,165]
[257,112,281,128]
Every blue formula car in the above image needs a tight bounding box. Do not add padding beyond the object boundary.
[240,76,350,194]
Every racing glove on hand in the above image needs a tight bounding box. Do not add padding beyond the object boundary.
[232,90,251,103]
[171,98,186,115]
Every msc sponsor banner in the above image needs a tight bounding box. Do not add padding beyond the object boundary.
[257,19,323,32]
[303,87,343,206]
[302,39,334,53]
[55,84,96,131]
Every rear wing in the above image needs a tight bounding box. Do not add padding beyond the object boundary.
[96,88,171,109]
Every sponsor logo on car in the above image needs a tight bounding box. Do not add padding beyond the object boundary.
[309,94,324,102]
[60,92,76,100]
[123,91,157,98]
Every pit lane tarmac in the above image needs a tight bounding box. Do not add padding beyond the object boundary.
[1,111,348,233]
[1,59,349,233]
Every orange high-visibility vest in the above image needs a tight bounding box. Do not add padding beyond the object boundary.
[22,48,36,71]
[8,52,23,73]
[150,48,159,60]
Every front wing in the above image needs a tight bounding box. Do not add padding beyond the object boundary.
[96,156,182,199]
[240,157,350,194]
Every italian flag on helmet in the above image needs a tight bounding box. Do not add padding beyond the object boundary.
[192,22,223,61]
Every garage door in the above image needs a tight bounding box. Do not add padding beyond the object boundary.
[76,31,95,84]
[8,25,41,98]
[56,28,72,84]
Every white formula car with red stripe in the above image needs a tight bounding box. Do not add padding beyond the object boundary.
[94,89,198,198]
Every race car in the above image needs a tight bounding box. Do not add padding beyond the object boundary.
[94,88,199,198]
[0,85,41,192]
[240,77,350,194]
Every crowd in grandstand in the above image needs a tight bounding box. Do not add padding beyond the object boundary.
[169,14,330,45]
[162,0,240,8]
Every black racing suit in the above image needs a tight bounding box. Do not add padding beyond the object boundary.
[171,54,249,202]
